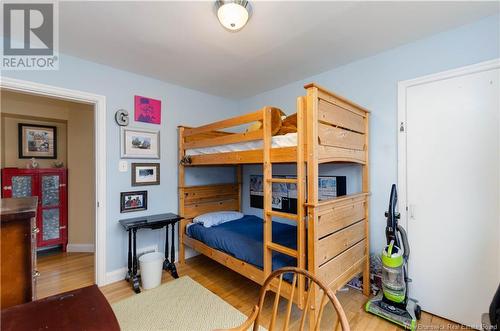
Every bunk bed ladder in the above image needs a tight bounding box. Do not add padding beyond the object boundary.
[262,101,307,307]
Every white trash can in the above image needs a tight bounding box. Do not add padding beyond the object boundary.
[139,252,165,290]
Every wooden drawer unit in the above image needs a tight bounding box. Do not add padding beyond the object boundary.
[316,220,366,266]
[317,239,366,285]
[316,194,367,239]
[1,197,38,309]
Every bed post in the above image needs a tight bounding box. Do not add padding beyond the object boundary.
[305,86,320,326]
[362,114,371,296]
[296,96,307,309]
[178,126,186,264]
[262,107,273,277]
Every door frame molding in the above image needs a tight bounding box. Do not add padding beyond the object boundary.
[1,77,107,286]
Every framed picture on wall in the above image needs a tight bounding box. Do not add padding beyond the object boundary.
[120,190,148,213]
[120,127,160,159]
[131,163,160,186]
[134,95,161,124]
[18,123,57,159]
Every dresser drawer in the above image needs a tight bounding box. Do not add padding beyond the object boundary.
[316,220,365,267]
[316,195,366,239]
[317,239,366,283]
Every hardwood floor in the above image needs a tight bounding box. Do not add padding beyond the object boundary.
[36,251,94,299]
[101,254,461,331]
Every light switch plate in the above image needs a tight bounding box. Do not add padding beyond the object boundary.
[119,160,128,172]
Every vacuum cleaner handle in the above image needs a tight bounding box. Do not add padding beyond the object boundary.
[386,184,400,247]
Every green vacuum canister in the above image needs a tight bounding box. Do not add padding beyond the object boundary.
[382,241,406,303]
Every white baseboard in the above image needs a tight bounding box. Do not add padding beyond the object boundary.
[103,245,159,286]
[103,246,198,286]
[105,267,128,286]
[67,243,95,252]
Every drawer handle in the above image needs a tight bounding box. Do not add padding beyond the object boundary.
[33,270,40,278]
[32,227,40,234]
[59,184,66,188]
[59,226,67,230]
[3,186,12,191]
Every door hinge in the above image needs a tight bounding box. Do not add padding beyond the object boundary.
[400,122,405,132]
[97,201,100,208]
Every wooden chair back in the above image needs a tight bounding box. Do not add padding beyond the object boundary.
[214,267,350,331]
[253,267,350,331]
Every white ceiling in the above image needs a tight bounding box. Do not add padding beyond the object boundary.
[59,1,499,99]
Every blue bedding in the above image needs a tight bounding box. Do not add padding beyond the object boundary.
[186,215,297,272]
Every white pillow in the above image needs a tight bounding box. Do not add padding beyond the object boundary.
[193,211,244,228]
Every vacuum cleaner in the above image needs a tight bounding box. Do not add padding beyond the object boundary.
[365,184,421,330]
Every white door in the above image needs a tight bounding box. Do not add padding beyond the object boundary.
[401,64,499,328]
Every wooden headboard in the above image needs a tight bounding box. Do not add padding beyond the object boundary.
[179,184,240,219]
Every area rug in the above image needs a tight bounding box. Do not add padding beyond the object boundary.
[112,276,256,331]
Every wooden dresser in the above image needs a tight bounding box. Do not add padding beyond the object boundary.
[1,197,38,309]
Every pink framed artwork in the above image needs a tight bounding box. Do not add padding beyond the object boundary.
[134,95,162,124]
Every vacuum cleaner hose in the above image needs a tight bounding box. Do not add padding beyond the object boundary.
[397,224,410,261]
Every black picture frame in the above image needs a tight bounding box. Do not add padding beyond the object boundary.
[131,163,160,186]
[120,191,148,213]
[18,123,58,159]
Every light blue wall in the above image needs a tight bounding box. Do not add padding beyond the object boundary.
[2,14,498,273]
[238,15,500,254]
[2,54,240,272]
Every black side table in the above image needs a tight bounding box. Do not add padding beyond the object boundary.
[119,213,182,293]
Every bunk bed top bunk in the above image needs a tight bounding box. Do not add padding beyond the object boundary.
[178,83,370,166]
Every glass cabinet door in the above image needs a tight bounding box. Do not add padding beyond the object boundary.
[41,175,60,207]
[11,176,33,198]
[42,208,60,241]
[40,174,62,243]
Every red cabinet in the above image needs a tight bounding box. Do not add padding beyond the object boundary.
[1,168,68,250]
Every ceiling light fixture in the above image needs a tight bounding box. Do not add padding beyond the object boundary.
[215,0,252,32]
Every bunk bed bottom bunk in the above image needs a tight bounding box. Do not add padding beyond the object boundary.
[186,215,298,280]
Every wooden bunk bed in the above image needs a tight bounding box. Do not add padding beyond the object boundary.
[178,83,370,318]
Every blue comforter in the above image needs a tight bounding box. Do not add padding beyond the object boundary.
[186,215,297,272]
